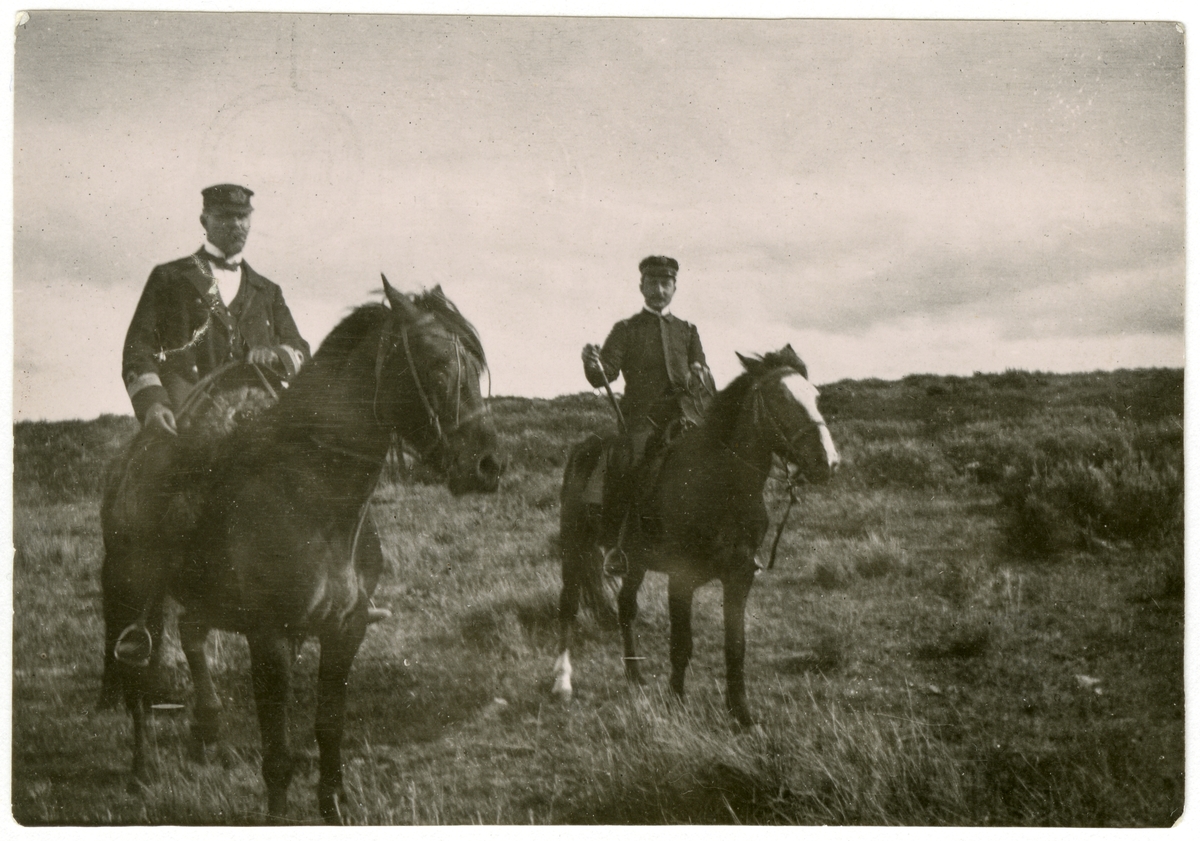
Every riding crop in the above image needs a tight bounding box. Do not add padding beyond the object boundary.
[590,349,626,434]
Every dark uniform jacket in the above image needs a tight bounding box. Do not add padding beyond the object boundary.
[586,308,707,431]
[122,249,310,422]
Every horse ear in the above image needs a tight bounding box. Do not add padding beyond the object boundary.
[736,352,756,372]
[382,274,421,319]
[782,344,809,379]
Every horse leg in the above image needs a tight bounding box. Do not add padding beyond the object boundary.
[553,551,581,702]
[179,614,222,760]
[315,616,368,825]
[247,631,295,824]
[617,568,647,686]
[667,576,697,700]
[722,566,757,727]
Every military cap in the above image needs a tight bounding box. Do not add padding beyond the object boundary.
[638,255,679,278]
[201,183,254,213]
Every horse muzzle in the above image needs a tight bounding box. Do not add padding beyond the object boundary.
[448,451,505,495]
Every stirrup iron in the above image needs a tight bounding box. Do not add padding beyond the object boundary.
[113,622,153,668]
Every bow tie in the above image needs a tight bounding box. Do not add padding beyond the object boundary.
[206,254,242,272]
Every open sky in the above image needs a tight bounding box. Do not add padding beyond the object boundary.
[8,10,1186,421]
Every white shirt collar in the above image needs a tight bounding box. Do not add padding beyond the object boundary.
[643,305,671,318]
[203,241,243,266]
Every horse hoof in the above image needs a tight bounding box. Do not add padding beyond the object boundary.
[551,686,573,704]
[265,789,291,825]
[729,707,756,729]
[623,658,646,686]
[319,788,347,825]
[127,770,153,796]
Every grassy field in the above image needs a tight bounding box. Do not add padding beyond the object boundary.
[10,368,1184,825]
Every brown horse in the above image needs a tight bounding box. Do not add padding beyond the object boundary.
[99,278,501,823]
[553,345,839,726]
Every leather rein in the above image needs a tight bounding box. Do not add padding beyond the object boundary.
[733,371,827,570]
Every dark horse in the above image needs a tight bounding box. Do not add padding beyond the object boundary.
[553,345,839,726]
[99,278,502,823]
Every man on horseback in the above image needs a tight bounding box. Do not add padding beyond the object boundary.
[103,185,314,708]
[122,183,310,434]
[582,255,714,574]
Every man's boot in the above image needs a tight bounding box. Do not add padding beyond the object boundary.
[601,510,631,577]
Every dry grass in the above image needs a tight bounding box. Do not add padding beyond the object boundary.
[10,370,1184,825]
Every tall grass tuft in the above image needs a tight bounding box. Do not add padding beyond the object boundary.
[565,691,968,824]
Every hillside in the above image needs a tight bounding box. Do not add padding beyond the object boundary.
[10,367,1184,825]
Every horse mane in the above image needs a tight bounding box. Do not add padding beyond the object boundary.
[704,373,757,445]
[703,348,807,445]
[412,288,488,368]
[311,290,486,371]
[312,303,388,366]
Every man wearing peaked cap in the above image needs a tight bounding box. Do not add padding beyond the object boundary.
[104,185,316,706]
[582,255,715,573]
[121,184,310,434]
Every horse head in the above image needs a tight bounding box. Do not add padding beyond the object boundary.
[379,274,503,494]
[737,344,840,483]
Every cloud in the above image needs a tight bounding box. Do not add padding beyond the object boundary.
[10,15,1186,421]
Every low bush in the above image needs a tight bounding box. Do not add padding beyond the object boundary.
[13,415,139,502]
[845,438,958,490]
[998,443,1183,557]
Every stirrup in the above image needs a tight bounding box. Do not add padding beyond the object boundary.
[602,545,629,577]
[113,623,153,668]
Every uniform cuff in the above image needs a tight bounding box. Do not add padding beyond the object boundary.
[275,344,304,377]
[131,387,170,423]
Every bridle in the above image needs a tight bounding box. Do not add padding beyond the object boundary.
[371,308,489,461]
[749,369,827,469]
[749,369,829,570]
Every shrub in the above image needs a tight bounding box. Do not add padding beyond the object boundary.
[846,439,957,490]
[999,449,1183,556]
[13,415,139,503]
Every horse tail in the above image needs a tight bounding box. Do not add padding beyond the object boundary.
[559,437,618,630]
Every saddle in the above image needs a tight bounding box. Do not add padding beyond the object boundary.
[581,364,714,511]
[106,366,279,540]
